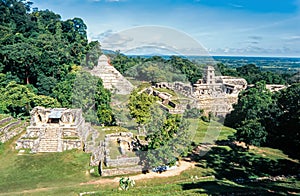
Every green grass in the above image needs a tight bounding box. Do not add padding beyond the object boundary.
[0,118,298,195]
[0,114,10,120]
[189,119,236,144]
[250,146,299,162]
[153,87,177,97]
[108,140,122,159]
[0,142,91,194]
[92,126,132,142]
[0,141,299,195]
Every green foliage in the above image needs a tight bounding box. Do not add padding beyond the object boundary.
[168,56,202,84]
[111,54,201,84]
[2,81,36,117]
[65,71,115,125]
[268,83,300,159]
[0,0,88,88]
[217,63,287,85]
[52,72,77,108]
[110,52,140,74]
[226,81,299,158]
[84,41,102,68]
[0,81,60,117]
[71,71,98,123]
[144,106,191,167]
[126,61,187,83]
[217,63,239,77]
[95,79,115,125]
[33,95,61,108]
[128,89,156,126]
[225,81,273,147]
[236,119,267,147]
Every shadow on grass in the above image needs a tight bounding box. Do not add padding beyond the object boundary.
[194,144,300,180]
[182,180,268,195]
[182,143,300,195]
[181,180,300,195]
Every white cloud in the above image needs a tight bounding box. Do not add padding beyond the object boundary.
[228,3,244,8]
[106,0,123,2]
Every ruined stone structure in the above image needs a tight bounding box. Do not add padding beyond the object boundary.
[16,107,87,153]
[0,116,26,143]
[266,84,287,92]
[88,131,142,176]
[156,66,247,116]
[90,55,134,95]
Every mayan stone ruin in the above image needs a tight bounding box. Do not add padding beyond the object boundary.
[0,116,26,144]
[16,107,87,153]
[90,54,134,95]
[87,131,142,176]
[155,66,248,116]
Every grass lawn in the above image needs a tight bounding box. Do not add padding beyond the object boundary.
[0,118,299,195]
[0,139,92,194]
[0,137,299,195]
[189,119,236,144]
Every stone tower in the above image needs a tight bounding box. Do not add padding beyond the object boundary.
[203,66,215,84]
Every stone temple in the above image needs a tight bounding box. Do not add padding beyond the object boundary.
[90,54,134,94]
[156,66,248,116]
[16,107,87,153]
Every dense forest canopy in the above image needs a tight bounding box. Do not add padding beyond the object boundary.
[225,82,300,159]
[0,0,112,124]
[110,53,292,85]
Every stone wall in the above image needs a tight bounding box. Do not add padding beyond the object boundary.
[105,157,140,167]
[0,120,25,143]
[100,165,143,177]
[62,139,82,151]
[16,139,36,149]
[0,117,13,125]
[87,130,142,176]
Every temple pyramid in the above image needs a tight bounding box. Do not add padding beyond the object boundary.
[90,55,134,94]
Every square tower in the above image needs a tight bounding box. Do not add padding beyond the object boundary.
[203,66,215,84]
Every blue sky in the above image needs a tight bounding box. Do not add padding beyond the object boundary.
[32,0,300,57]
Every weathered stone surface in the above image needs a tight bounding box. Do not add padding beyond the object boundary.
[0,119,25,143]
[88,130,143,176]
[100,165,143,176]
[90,55,134,95]
[156,66,248,116]
[0,117,13,125]
[105,157,140,167]
[16,107,87,153]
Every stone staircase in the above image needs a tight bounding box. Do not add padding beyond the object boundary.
[37,128,59,152]
[90,55,134,95]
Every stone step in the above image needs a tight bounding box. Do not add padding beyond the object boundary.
[91,59,134,95]
[38,139,58,152]
[42,129,58,139]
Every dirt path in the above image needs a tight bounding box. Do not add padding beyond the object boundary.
[82,160,195,185]
[0,161,194,195]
